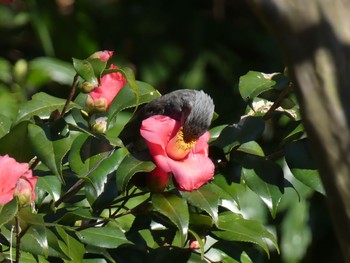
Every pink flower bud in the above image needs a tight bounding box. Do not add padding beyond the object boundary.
[80,81,97,93]
[89,50,114,62]
[86,64,127,112]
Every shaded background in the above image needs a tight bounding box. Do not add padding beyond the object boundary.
[0,0,340,262]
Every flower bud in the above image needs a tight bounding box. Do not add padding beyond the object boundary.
[14,178,34,207]
[80,81,97,93]
[88,50,114,62]
[91,116,108,134]
[86,95,108,112]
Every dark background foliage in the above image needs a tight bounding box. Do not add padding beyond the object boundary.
[0,0,340,262]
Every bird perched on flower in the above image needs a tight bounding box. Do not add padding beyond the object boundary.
[120,89,215,191]
[120,89,215,146]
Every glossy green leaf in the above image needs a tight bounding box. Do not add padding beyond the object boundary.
[77,223,132,249]
[209,124,227,143]
[57,207,100,225]
[20,225,48,258]
[237,141,265,157]
[188,229,205,259]
[56,227,85,262]
[213,211,279,256]
[16,92,80,124]
[180,184,219,224]
[28,123,76,182]
[108,80,161,121]
[72,58,98,85]
[239,71,287,101]
[68,133,112,176]
[0,113,12,138]
[0,198,18,227]
[0,121,34,162]
[36,176,62,202]
[116,154,156,192]
[85,147,129,205]
[285,139,324,194]
[213,116,265,154]
[152,193,189,245]
[241,156,284,218]
[45,228,70,259]
[211,174,242,211]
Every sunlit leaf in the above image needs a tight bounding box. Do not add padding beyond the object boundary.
[213,211,279,256]
[239,71,288,101]
[0,113,12,138]
[237,141,265,157]
[56,227,85,262]
[181,184,219,224]
[77,222,132,249]
[152,193,189,245]
[36,176,62,202]
[16,92,80,124]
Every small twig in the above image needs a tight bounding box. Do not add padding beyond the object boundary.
[61,74,79,118]
[15,216,20,263]
[55,148,115,207]
[266,149,285,161]
[263,85,292,120]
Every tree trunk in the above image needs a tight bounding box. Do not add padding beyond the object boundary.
[246,0,350,262]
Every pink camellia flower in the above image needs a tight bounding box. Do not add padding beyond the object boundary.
[89,50,114,62]
[140,115,215,191]
[86,64,127,112]
[0,155,38,206]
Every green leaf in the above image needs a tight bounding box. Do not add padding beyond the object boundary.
[36,176,62,202]
[285,139,325,194]
[16,92,80,124]
[209,124,227,143]
[213,211,279,256]
[0,198,18,227]
[56,227,85,262]
[20,225,48,258]
[108,80,161,121]
[0,121,34,162]
[241,156,284,218]
[77,222,132,249]
[239,71,287,101]
[28,123,76,182]
[116,154,156,192]
[213,117,265,154]
[72,58,98,85]
[180,184,219,224]
[152,193,189,245]
[0,87,19,121]
[28,57,75,86]
[0,113,12,138]
[237,141,265,157]
[68,134,112,176]
[85,147,129,205]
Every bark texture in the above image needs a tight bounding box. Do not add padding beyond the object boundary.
[246,0,350,261]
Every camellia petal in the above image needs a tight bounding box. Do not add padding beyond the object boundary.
[140,115,215,191]
[0,155,38,206]
[168,150,215,191]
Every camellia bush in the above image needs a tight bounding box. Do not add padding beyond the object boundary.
[0,50,324,263]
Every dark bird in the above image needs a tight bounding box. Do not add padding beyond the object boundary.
[119,89,215,147]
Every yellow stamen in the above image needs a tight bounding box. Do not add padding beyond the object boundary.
[166,127,197,160]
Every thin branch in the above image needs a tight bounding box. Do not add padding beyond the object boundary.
[61,74,79,118]
[263,84,292,120]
